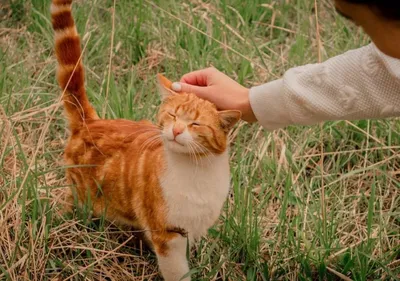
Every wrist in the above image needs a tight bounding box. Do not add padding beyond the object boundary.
[239,87,257,123]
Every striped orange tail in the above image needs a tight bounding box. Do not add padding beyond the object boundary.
[51,0,98,131]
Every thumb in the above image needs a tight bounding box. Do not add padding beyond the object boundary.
[171,82,208,98]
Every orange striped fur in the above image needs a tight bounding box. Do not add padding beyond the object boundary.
[51,1,241,280]
[51,0,98,132]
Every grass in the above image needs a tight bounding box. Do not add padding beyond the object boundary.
[0,0,399,280]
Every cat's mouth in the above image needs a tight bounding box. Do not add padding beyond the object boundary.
[169,139,184,147]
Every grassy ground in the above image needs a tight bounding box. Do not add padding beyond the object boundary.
[1,0,399,280]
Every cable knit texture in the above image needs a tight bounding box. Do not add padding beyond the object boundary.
[249,43,400,131]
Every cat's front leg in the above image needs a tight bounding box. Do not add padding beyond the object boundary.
[152,233,191,281]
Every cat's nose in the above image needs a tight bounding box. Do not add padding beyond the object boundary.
[173,125,184,138]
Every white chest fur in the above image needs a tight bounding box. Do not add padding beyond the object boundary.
[160,151,231,240]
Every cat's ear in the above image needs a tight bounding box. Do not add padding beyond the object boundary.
[157,74,177,100]
[218,110,242,132]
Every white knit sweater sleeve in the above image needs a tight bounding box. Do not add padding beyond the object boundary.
[249,43,400,131]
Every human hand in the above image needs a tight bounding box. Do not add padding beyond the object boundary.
[171,67,256,123]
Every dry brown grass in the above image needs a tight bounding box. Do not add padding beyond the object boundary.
[1,0,399,280]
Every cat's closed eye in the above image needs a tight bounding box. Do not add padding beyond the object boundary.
[191,122,201,127]
[167,112,176,119]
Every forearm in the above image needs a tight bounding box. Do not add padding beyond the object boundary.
[249,43,400,130]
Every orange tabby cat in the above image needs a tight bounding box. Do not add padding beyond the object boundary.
[51,0,241,280]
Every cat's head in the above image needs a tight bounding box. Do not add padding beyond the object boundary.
[156,74,241,155]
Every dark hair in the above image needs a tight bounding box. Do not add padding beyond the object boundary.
[344,0,400,20]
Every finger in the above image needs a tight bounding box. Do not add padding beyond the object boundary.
[180,70,208,86]
[179,67,217,86]
[171,82,208,98]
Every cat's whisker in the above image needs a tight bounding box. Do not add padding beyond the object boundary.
[190,141,206,168]
[176,137,200,166]
[185,142,195,164]
[191,141,213,165]
[189,143,200,176]
[190,140,206,155]
[139,140,161,155]
[150,123,164,131]
[138,135,163,154]
[136,129,163,137]
[91,128,162,143]
[189,141,201,154]
[121,128,162,141]
[194,141,214,156]
[187,142,199,167]
[140,134,162,149]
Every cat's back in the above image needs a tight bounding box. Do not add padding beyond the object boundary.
[64,118,165,222]
[65,119,162,159]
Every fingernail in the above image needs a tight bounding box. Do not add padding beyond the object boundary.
[171,82,182,92]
